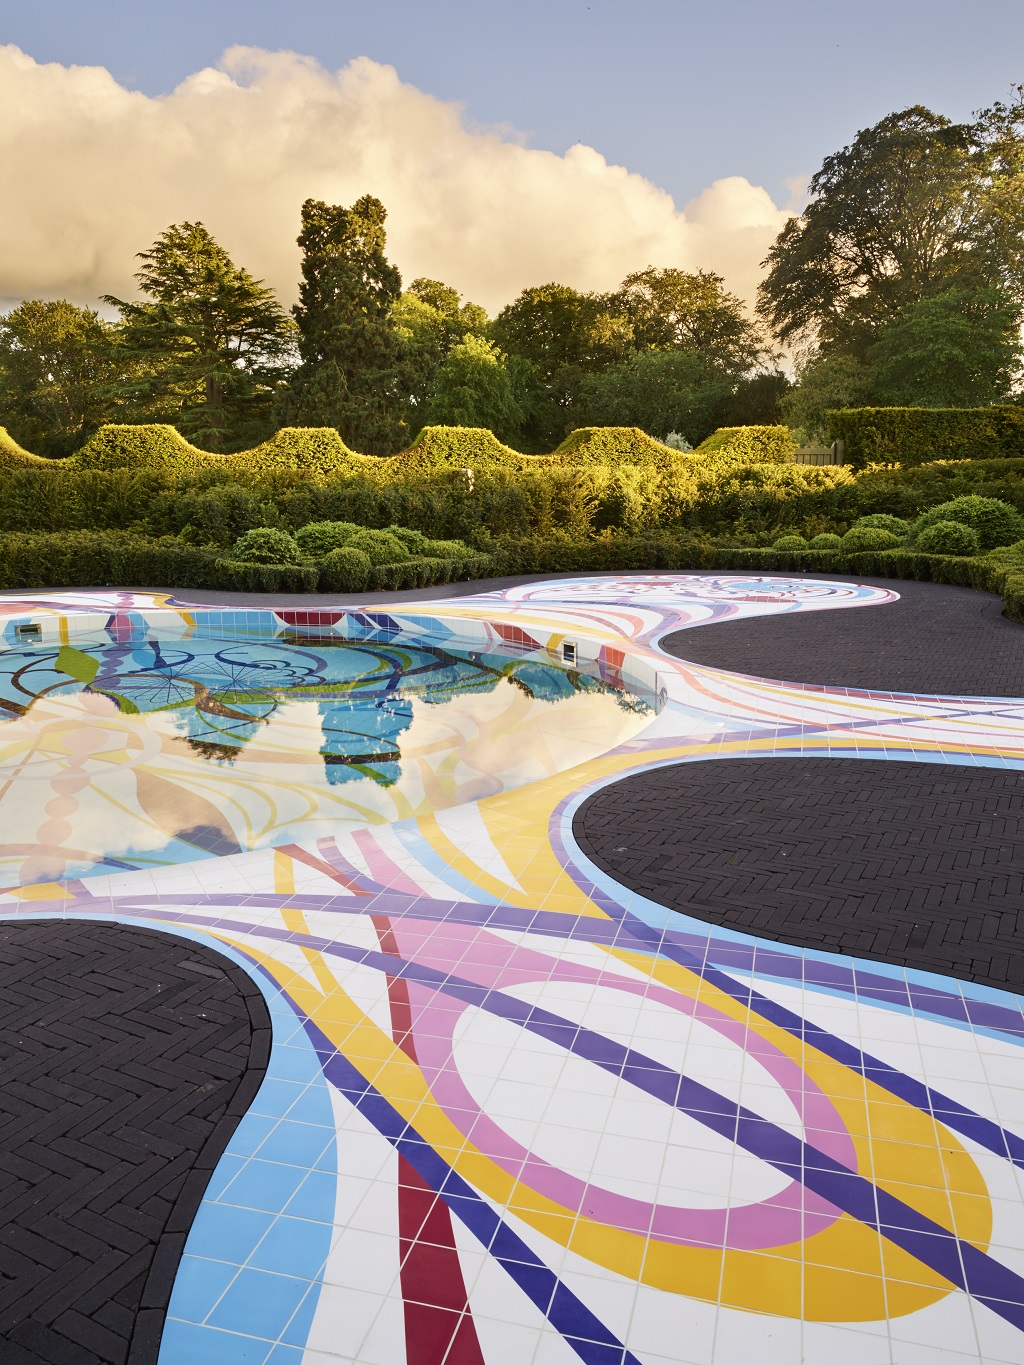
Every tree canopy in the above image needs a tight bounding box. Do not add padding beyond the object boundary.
[282,195,407,453]
[0,300,124,457]
[757,102,1024,357]
[104,222,293,451]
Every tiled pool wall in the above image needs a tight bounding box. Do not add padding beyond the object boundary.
[2,605,666,712]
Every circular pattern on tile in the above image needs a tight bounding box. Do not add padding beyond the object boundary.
[661,576,1024,697]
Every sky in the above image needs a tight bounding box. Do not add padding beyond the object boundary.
[1,0,1022,314]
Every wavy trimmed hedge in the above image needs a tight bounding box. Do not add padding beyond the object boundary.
[826,406,1024,470]
[0,423,691,482]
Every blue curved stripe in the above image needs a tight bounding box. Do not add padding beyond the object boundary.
[157,941,337,1365]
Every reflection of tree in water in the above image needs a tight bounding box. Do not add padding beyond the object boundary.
[0,637,649,782]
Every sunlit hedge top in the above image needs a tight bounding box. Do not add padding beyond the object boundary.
[0,422,759,481]
[0,421,811,482]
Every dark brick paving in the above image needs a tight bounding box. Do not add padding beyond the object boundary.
[575,757,1024,992]
[0,919,270,1365]
[662,575,1024,696]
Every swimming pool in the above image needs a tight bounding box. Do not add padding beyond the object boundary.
[0,630,652,886]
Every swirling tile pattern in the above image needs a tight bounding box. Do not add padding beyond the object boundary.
[2,575,1024,1365]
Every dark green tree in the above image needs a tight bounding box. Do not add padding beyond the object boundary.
[281,196,407,453]
[615,268,766,372]
[0,300,124,457]
[757,106,1020,357]
[871,287,1022,407]
[104,222,293,451]
[423,335,525,443]
[391,278,490,426]
[490,284,632,382]
[490,284,634,447]
[574,349,734,446]
[781,352,875,441]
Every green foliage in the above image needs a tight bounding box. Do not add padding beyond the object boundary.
[910,494,1024,548]
[772,534,808,549]
[171,485,281,546]
[0,301,127,457]
[424,335,525,443]
[214,558,320,592]
[232,528,303,565]
[385,426,526,477]
[695,425,797,463]
[854,513,911,535]
[615,268,766,371]
[419,537,476,559]
[841,525,902,551]
[0,530,224,590]
[384,524,429,552]
[757,106,1019,356]
[574,350,733,448]
[826,406,1024,468]
[914,519,981,555]
[0,425,52,475]
[783,354,876,442]
[318,545,372,591]
[282,195,406,454]
[807,532,843,548]
[293,521,362,558]
[871,287,1023,407]
[718,372,792,427]
[346,528,410,565]
[104,222,293,452]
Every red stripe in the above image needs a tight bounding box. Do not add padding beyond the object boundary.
[373,917,485,1365]
[276,842,371,895]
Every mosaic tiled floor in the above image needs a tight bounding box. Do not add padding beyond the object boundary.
[3,576,1024,1365]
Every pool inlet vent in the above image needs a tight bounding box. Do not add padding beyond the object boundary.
[561,640,577,667]
[15,622,42,639]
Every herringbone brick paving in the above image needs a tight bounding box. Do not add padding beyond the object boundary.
[576,757,1024,991]
[663,576,1024,696]
[0,920,270,1365]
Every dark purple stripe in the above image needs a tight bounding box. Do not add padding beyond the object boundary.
[288,1004,641,1365]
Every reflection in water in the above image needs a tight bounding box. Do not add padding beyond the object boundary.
[0,636,651,886]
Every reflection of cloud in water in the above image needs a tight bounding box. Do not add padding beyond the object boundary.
[0,657,650,885]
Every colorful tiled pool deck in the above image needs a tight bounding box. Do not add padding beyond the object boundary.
[2,575,1024,1365]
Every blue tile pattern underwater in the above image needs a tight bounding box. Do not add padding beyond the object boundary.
[2,575,1024,1365]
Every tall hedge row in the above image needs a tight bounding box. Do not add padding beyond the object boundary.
[826,406,1024,469]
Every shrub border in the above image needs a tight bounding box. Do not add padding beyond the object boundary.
[708,547,1024,623]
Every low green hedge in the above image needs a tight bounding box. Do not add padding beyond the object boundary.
[0,531,224,590]
[826,406,1024,469]
[0,531,493,594]
[214,558,320,592]
[707,544,1024,622]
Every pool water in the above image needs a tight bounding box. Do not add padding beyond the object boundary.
[0,635,652,887]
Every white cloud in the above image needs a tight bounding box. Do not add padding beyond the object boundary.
[0,44,795,315]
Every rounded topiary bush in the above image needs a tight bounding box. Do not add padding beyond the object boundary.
[772,534,808,550]
[232,527,302,565]
[421,537,476,559]
[841,526,901,552]
[346,528,411,565]
[914,520,980,556]
[911,496,1024,550]
[807,533,843,549]
[319,546,373,591]
[294,520,362,559]
[853,513,910,536]
[385,524,429,553]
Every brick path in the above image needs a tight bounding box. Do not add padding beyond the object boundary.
[663,575,1024,696]
[0,920,269,1365]
[576,756,1024,992]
